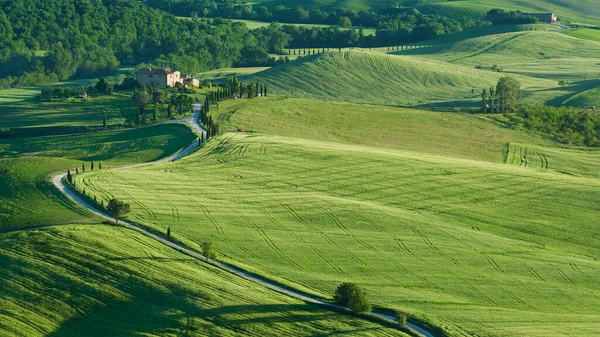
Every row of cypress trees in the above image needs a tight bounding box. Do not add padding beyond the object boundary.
[199,79,268,142]
[66,161,102,184]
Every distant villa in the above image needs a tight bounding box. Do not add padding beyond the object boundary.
[136,68,199,88]
[525,13,558,23]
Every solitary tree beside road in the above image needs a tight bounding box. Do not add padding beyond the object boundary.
[334,282,372,314]
[106,198,131,224]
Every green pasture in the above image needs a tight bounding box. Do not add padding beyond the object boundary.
[225,19,377,35]
[0,124,196,232]
[394,31,600,80]
[196,67,271,81]
[76,130,600,337]
[0,92,193,136]
[213,97,552,163]
[562,87,600,108]
[565,27,600,42]
[0,224,404,337]
[246,49,562,107]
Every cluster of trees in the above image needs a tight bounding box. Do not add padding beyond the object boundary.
[146,1,485,47]
[481,77,522,113]
[0,0,294,88]
[510,106,600,146]
[487,9,539,25]
[132,86,195,124]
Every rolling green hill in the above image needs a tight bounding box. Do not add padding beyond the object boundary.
[562,87,600,108]
[246,49,561,107]
[395,31,600,79]
[75,99,600,337]
[213,97,553,163]
[0,224,404,337]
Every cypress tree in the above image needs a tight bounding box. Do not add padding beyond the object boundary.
[99,162,102,170]
[82,163,85,172]
[167,226,171,238]
[482,89,488,114]
[91,161,94,171]
[67,169,72,184]
[76,167,79,174]
[264,85,268,97]
[489,86,496,113]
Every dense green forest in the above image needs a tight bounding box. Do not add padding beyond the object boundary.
[147,0,486,44]
[0,0,294,88]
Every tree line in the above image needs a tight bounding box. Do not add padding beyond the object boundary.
[487,9,539,25]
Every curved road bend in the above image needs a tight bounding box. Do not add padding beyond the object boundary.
[52,107,435,337]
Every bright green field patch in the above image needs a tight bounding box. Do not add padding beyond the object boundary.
[77,132,600,337]
[213,97,552,163]
[247,49,560,107]
[395,31,600,81]
[0,224,405,337]
[565,27,600,42]
[562,87,600,108]
[196,67,271,81]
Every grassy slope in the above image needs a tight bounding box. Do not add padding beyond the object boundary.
[213,97,552,163]
[0,94,138,131]
[247,49,559,107]
[394,31,600,80]
[565,27,600,42]
[0,124,196,232]
[562,87,600,108]
[0,224,405,337]
[77,99,600,337]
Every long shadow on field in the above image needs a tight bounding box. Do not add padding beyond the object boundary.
[543,78,600,106]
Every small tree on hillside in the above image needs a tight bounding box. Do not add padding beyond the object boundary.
[106,198,131,224]
[496,76,521,113]
[481,89,488,114]
[396,311,408,328]
[334,282,372,314]
[200,241,217,260]
[66,169,72,184]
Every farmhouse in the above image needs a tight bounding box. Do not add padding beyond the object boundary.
[525,12,557,23]
[136,68,201,88]
[136,68,180,88]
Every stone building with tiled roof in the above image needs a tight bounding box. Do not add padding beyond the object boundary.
[136,68,181,88]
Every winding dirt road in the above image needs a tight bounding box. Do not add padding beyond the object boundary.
[52,108,435,337]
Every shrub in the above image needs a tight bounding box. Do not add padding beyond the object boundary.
[396,311,407,328]
[333,282,372,314]
[200,241,218,260]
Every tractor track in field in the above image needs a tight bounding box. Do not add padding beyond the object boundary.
[52,111,436,337]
